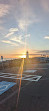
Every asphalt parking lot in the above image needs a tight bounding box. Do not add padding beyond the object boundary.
[0,63,49,111]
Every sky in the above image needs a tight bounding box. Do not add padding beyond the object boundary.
[0,0,49,58]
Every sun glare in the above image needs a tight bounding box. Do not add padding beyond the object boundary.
[20,55,26,58]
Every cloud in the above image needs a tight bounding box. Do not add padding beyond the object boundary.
[2,40,11,44]
[0,1,40,31]
[25,34,30,38]
[0,4,10,17]
[18,19,31,30]
[10,36,25,45]
[2,40,18,46]
[0,20,4,24]
[18,17,39,31]
[37,50,49,54]
[0,26,4,30]
[5,27,30,46]
[5,27,19,38]
[10,33,31,45]
[41,0,49,12]
[13,0,40,30]
[9,28,19,32]
[44,36,49,39]
[5,32,14,38]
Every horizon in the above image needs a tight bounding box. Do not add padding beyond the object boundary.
[0,50,49,59]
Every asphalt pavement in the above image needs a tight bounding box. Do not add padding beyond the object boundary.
[0,63,49,111]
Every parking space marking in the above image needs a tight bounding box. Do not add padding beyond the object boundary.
[24,70,37,73]
[0,81,32,104]
[0,73,25,76]
[0,73,42,82]
[22,75,42,81]
[0,81,16,95]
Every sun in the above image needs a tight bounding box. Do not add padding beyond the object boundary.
[20,55,26,58]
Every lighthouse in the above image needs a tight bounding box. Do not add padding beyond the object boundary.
[26,51,29,58]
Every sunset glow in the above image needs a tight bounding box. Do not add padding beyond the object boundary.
[20,55,26,58]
